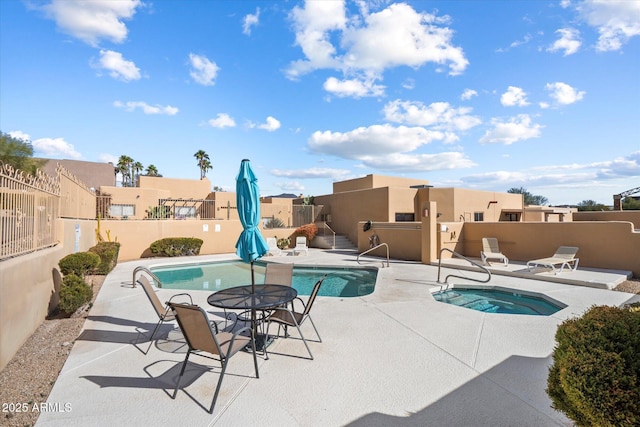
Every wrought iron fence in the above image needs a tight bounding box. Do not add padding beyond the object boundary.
[0,161,60,260]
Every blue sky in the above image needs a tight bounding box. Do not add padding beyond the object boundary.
[1,0,638,205]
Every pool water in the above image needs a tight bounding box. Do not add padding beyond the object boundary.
[150,261,377,297]
[433,288,564,316]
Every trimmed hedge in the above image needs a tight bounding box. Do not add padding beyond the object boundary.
[58,252,101,277]
[149,237,203,257]
[89,241,121,274]
[547,305,640,426]
[58,274,93,314]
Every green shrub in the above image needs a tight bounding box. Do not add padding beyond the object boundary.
[149,237,203,257]
[277,237,290,249]
[547,305,640,426]
[89,241,121,274]
[293,223,318,244]
[58,252,101,277]
[58,274,93,314]
[264,217,285,229]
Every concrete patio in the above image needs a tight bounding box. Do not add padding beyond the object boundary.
[36,249,638,426]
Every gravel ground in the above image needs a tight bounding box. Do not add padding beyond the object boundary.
[0,276,104,427]
[1,276,639,427]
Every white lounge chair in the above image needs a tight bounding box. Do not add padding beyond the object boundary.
[480,237,509,266]
[266,237,282,256]
[527,246,579,274]
[293,236,308,256]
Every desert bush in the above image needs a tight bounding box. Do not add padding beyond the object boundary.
[264,217,285,229]
[293,223,318,244]
[149,237,203,257]
[547,305,640,426]
[89,241,121,274]
[58,252,101,277]
[58,274,93,314]
[277,237,290,249]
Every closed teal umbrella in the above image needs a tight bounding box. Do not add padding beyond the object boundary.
[235,159,268,290]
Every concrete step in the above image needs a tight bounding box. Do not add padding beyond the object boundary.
[312,234,356,250]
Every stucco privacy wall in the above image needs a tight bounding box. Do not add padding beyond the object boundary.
[0,219,96,371]
[357,219,640,277]
[573,210,640,229]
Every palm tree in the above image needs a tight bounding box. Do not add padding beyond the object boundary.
[194,150,212,179]
[116,155,134,187]
[133,161,143,187]
[145,164,159,176]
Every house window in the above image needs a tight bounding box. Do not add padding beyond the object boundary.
[474,212,484,222]
[110,204,135,218]
[395,212,415,221]
[174,206,196,219]
[505,213,520,221]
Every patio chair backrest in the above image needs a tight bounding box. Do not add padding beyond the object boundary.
[169,303,220,356]
[265,263,293,286]
[303,275,327,316]
[554,246,579,259]
[482,238,500,254]
[139,275,168,318]
[295,236,307,247]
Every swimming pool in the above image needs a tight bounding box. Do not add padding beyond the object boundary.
[432,286,565,316]
[150,260,377,297]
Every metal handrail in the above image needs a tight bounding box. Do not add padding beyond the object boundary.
[357,243,390,267]
[322,221,336,249]
[132,265,164,288]
[437,248,491,285]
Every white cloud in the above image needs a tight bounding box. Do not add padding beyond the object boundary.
[323,76,385,98]
[189,53,219,86]
[270,167,351,179]
[547,28,581,55]
[98,153,118,164]
[276,181,305,192]
[359,151,476,171]
[340,3,468,75]
[309,124,444,159]
[243,8,260,35]
[479,114,543,145]
[32,137,82,159]
[8,130,31,141]
[94,49,141,81]
[287,2,468,97]
[38,0,142,46]
[500,86,529,107]
[114,100,178,115]
[576,0,640,51]
[306,123,476,172]
[383,100,481,133]
[460,89,478,100]
[257,116,281,132]
[545,82,586,105]
[207,113,236,128]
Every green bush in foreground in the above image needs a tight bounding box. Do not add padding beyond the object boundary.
[149,237,203,257]
[59,274,93,314]
[58,252,101,277]
[547,305,640,426]
[89,241,121,274]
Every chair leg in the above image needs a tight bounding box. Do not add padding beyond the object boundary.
[173,351,191,399]
[209,359,229,414]
[294,323,313,360]
[306,315,322,343]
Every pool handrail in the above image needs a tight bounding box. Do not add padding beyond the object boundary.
[437,248,491,285]
[357,243,390,268]
[132,266,165,288]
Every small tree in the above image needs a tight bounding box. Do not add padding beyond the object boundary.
[0,131,45,174]
[507,187,548,206]
[577,200,610,211]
